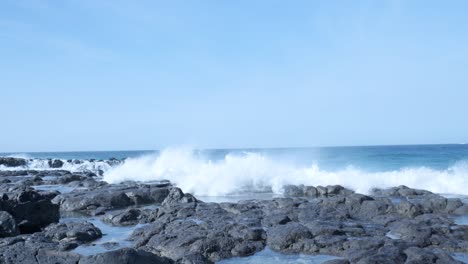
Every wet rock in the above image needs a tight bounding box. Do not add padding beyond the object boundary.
[162,187,198,206]
[0,157,27,167]
[0,188,59,233]
[404,247,463,264]
[0,211,19,237]
[283,185,354,198]
[78,248,173,264]
[102,208,141,226]
[453,204,468,215]
[0,235,81,264]
[57,174,86,184]
[101,242,120,250]
[266,222,312,252]
[48,159,64,168]
[53,183,172,212]
[323,260,350,264]
[36,248,81,263]
[44,221,102,243]
[283,185,304,196]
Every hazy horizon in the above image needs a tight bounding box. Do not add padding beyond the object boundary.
[1,142,468,155]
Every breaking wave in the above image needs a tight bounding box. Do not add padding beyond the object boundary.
[103,148,468,196]
[0,158,116,173]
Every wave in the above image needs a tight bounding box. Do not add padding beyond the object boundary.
[103,148,468,196]
[3,153,32,159]
[0,158,117,174]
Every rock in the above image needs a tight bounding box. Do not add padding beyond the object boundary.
[0,211,19,237]
[101,242,120,250]
[404,247,463,264]
[44,222,102,243]
[162,187,197,206]
[304,186,318,197]
[102,208,141,226]
[57,174,86,184]
[283,185,304,196]
[48,159,64,168]
[453,204,468,215]
[0,158,27,167]
[0,235,81,264]
[266,222,312,252]
[0,188,59,233]
[283,185,353,198]
[323,260,350,264]
[54,183,172,212]
[36,248,81,264]
[395,201,423,218]
[78,248,173,264]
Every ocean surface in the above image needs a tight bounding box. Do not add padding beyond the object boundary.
[2,144,468,196]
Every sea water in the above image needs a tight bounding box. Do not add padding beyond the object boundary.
[2,144,468,196]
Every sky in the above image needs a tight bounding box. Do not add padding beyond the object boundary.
[1,0,468,152]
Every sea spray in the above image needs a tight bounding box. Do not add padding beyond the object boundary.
[103,147,468,196]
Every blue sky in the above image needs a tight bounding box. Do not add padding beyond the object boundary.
[1,0,467,152]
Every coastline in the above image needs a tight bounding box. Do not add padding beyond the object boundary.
[0,156,467,263]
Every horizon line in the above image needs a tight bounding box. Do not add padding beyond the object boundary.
[0,142,466,154]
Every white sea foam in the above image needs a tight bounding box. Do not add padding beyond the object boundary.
[103,147,468,196]
[0,158,113,173]
[4,153,32,159]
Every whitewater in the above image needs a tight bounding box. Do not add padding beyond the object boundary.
[103,147,468,196]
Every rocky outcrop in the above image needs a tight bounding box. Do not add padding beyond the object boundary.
[0,187,59,233]
[48,159,64,168]
[0,211,19,237]
[126,185,467,264]
[0,157,27,167]
[52,183,174,213]
[0,167,466,264]
[44,222,102,244]
[283,184,354,198]
[79,248,173,264]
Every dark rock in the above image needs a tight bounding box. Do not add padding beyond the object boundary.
[323,260,350,264]
[0,211,19,237]
[283,185,304,196]
[102,208,141,226]
[54,183,172,212]
[101,242,120,250]
[36,248,81,263]
[44,221,102,243]
[0,188,59,234]
[0,157,27,167]
[453,204,468,215]
[78,248,173,264]
[57,174,86,184]
[48,159,64,168]
[162,187,197,206]
[404,247,463,264]
[266,222,312,252]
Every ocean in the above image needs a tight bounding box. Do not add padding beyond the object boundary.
[2,144,468,197]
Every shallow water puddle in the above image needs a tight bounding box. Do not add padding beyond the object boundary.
[453,253,468,263]
[385,231,401,239]
[60,215,146,256]
[197,193,281,203]
[217,247,340,264]
[454,215,468,225]
[33,184,77,193]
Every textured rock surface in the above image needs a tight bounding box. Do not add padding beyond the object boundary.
[0,163,466,264]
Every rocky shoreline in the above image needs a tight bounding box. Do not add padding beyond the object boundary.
[0,157,467,263]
